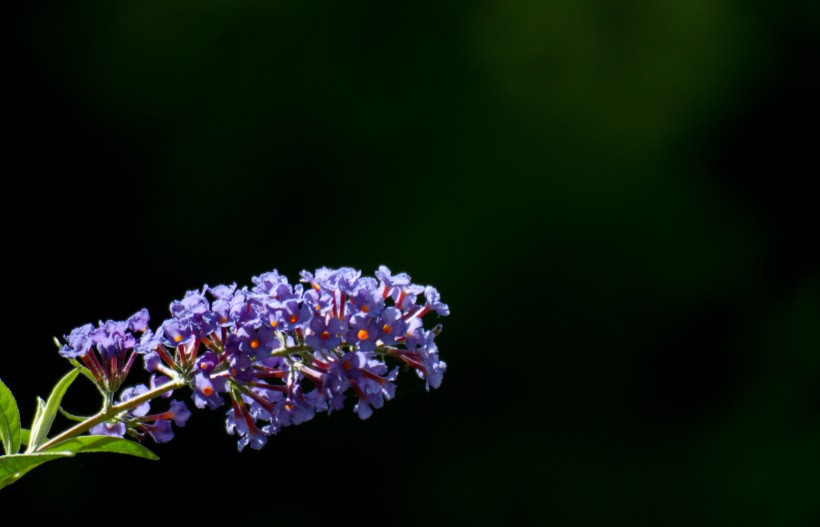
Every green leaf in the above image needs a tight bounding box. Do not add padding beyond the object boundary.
[43,436,159,461]
[58,406,90,423]
[27,369,81,452]
[25,398,47,453]
[0,452,74,489]
[0,378,22,455]
[20,429,30,446]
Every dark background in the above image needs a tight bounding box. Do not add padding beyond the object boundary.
[4,1,819,524]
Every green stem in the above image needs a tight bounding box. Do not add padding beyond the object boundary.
[35,376,188,452]
[270,345,313,357]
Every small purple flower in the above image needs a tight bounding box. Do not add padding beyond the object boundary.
[170,290,210,319]
[161,318,194,347]
[236,324,277,359]
[127,309,150,333]
[276,298,312,331]
[135,329,162,355]
[300,268,333,290]
[167,400,192,427]
[305,315,345,351]
[195,350,220,374]
[375,265,411,299]
[376,307,407,346]
[227,348,255,382]
[393,283,425,312]
[401,331,447,390]
[301,267,360,294]
[303,288,334,315]
[273,389,315,427]
[335,267,362,294]
[89,421,127,437]
[326,352,397,419]
[142,420,174,443]
[347,314,380,351]
[208,283,238,327]
[417,333,447,390]
[134,399,191,444]
[226,400,271,452]
[421,286,450,316]
[91,320,135,361]
[211,298,233,327]
[230,288,263,326]
[59,323,94,358]
[192,371,225,409]
[347,279,384,317]
[142,351,160,373]
[251,270,288,295]
[209,283,237,300]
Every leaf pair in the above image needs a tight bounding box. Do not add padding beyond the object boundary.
[27,369,80,452]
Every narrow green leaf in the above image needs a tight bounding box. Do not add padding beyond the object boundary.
[58,406,90,423]
[25,398,47,454]
[27,369,81,452]
[0,452,74,490]
[0,378,22,455]
[44,436,159,461]
[20,429,30,446]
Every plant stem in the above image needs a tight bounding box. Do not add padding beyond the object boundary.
[270,345,313,357]
[35,376,188,452]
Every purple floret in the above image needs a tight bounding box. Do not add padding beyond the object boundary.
[58,323,94,358]
[89,421,127,437]
[305,315,345,351]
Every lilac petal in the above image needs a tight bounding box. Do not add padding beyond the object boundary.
[168,400,191,427]
[150,374,173,398]
[144,420,174,443]
[127,308,150,332]
[89,421,126,437]
[120,385,151,417]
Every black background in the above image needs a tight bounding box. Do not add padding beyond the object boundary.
[4,2,819,525]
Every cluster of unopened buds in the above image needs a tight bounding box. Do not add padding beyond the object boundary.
[56,266,449,451]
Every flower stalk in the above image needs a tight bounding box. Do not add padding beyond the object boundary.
[36,375,188,451]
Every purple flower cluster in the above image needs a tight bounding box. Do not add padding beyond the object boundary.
[59,266,448,451]
[59,310,192,443]
[59,309,150,393]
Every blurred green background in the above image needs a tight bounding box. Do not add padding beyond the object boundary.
[5,1,819,524]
